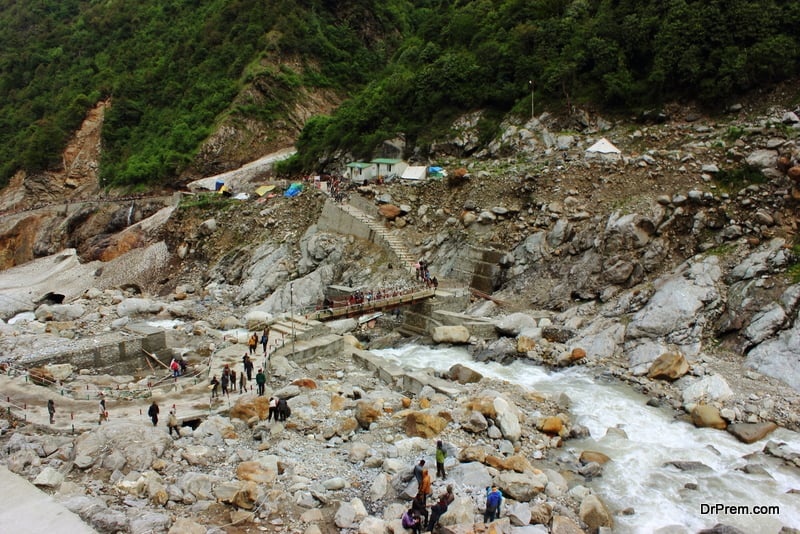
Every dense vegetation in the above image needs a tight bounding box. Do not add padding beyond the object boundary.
[289,0,800,169]
[1,0,799,186]
[0,0,406,187]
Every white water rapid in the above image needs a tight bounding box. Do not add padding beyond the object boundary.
[374,344,800,533]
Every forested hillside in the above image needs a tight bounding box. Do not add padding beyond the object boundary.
[1,0,798,188]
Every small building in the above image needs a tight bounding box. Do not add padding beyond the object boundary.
[371,158,408,180]
[346,162,377,183]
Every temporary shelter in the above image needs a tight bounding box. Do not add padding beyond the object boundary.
[284,183,304,197]
[585,138,622,162]
[428,166,447,180]
[255,185,276,197]
[401,165,427,181]
[346,162,377,183]
[371,158,408,180]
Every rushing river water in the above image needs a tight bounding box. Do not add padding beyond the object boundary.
[374,344,800,533]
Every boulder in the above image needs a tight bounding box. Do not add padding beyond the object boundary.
[551,515,587,534]
[452,461,492,488]
[538,416,564,435]
[357,516,386,533]
[647,352,690,380]
[727,422,778,444]
[33,466,64,488]
[168,518,206,534]
[517,335,537,353]
[496,470,547,501]
[691,404,727,430]
[579,451,610,464]
[506,502,532,526]
[682,375,733,405]
[461,411,488,433]
[379,204,402,220]
[493,397,521,442]
[579,494,613,530]
[355,400,382,429]
[447,363,483,384]
[236,461,277,484]
[458,445,488,463]
[432,326,470,344]
[335,498,368,528]
[404,411,448,438]
[496,313,537,336]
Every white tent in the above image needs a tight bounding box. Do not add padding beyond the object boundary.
[401,165,427,181]
[585,138,621,161]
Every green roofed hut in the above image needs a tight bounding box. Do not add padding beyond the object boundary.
[346,162,377,184]
[370,158,408,182]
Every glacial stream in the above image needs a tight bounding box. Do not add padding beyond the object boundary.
[374,345,800,533]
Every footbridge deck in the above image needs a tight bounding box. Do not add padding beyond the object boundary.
[305,288,437,322]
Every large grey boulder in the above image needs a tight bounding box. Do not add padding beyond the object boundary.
[74,422,171,472]
[494,396,521,442]
[35,303,85,321]
[746,311,800,391]
[681,374,734,406]
[627,256,722,340]
[116,298,163,317]
[496,470,547,501]
[432,325,470,344]
[496,313,538,336]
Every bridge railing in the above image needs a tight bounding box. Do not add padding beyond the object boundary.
[305,287,436,321]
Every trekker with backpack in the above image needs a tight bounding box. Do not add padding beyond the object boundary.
[484,485,503,524]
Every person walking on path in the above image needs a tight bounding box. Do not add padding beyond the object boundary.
[248,333,258,355]
[483,485,503,524]
[435,440,446,480]
[170,358,180,378]
[47,399,55,424]
[230,369,237,393]
[426,485,455,532]
[243,354,254,383]
[98,398,108,425]
[148,401,160,426]
[261,327,269,355]
[210,375,220,398]
[221,371,230,397]
[255,368,266,396]
[167,410,180,438]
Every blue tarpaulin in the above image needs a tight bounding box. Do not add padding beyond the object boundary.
[284,183,304,197]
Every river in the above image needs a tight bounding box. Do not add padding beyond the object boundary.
[374,344,800,533]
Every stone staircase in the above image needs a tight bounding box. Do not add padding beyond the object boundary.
[336,202,417,272]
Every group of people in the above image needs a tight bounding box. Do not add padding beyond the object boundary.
[415,260,438,289]
[169,356,188,378]
[147,401,181,438]
[267,396,291,421]
[210,351,267,399]
[402,441,503,532]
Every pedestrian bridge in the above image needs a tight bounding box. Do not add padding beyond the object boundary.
[304,287,437,322]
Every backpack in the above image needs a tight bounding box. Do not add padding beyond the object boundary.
[401,511,415,528]
[487,490,501,510]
